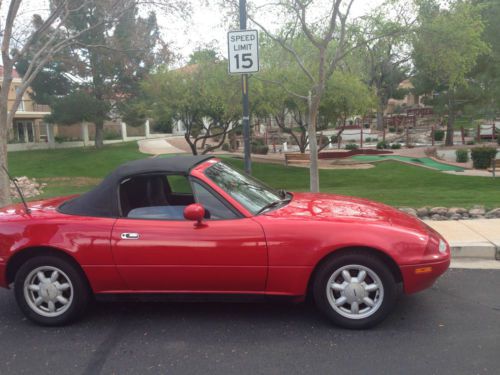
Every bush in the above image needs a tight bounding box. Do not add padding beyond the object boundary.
[470,146,497,169]
[388,127,396,133]
[251,144,269,155]
[466,140,476,145]
[251,138,265,146]
[376,140,389,149]
[391,143,402,149]
[103,130,121,140]
[365,137,372,142]
[497,133,500,145]
[221,143,230,152]
[330,135,339,144]
[345,143,358,150]
[434,129,445,141]
[455,148,469,163]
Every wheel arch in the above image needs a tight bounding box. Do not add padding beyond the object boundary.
[306,246,403,298]
[5,246,90,289]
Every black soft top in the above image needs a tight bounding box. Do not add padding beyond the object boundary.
[58,155,213,217]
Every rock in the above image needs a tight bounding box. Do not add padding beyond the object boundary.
[471,214,485,219]
[416,207,429,217]
[431,214,445,220]
[450,214,462,220]
[448,207,467,215]
[399,207,417,216]
[421,216,430,221]
[485,208,500,218]
[430,207,448,216]
[469,208,485,216]
[9,176,45,199]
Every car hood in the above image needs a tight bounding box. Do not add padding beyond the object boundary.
[264,192,427,233]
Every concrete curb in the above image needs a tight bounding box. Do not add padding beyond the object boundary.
[424,219,500,261]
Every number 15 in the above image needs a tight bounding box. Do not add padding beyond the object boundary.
[234,53,253,69]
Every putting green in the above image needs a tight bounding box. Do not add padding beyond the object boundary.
[351,155,465,172]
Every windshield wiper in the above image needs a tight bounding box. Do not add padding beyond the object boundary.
[256,197,291,215]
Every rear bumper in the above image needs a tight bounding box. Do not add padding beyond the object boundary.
[400,258,450,294]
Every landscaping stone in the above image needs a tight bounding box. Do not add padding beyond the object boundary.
[430,207,448,216]
[416,207,429,217]
[485,208,500,218]
[9,176,45,199]
[469,207,486,216]
[399,206,500,221]
[399,207,417,216]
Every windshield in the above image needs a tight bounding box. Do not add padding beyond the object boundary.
[204,162,284,215]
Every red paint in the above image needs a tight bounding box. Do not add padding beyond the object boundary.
[0,159,450,299]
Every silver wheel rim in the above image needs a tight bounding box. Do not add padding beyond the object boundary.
[326,264,384,320]
[23,266,73,318]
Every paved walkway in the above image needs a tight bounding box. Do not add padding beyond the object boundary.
[425,219,500,261]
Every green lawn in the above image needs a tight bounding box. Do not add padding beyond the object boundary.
[7,142,500,208]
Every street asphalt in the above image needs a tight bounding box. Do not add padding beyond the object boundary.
[0,268,498,375]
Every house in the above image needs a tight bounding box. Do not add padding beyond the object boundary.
[0,66,52,143]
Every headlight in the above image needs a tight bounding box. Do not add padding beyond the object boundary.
[438,239,447,253]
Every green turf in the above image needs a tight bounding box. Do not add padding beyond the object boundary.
[351,155,465,172]
[7,143,500,208]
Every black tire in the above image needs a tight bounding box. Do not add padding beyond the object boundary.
[313,251,398,329]
[14,255,91,326]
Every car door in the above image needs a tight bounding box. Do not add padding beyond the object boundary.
[111,175,268,292]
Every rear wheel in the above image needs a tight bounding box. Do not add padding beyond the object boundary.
[313,251,398,329]
[14,256,91,326]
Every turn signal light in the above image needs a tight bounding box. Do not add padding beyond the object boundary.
[415,267,433,274]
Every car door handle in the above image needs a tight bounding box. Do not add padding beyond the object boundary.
[121,233,140,240]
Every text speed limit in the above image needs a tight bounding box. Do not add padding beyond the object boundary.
[228,30,259,74]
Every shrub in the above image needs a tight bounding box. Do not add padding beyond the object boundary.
[434,129,445,141]
[391,143,402,149]
[364,123,370,129]
[455,148,469,163]
[251,144,269,155]
[388,127,396,133]
[497,133,500,145]
[330,135,339,144]
[103,130,121,140]
[251,138,265,146]
[345,143,358,150]
[365,137,372,142]
[221,143,230,152]
[466,140,475,145]
[376,140,389,149]
[470,146,497,169]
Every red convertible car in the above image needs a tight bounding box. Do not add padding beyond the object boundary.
[0,156,450,328]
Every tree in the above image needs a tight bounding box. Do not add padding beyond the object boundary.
[412,0,489,145]
[234,0,393,192]
[45,1,164,147]
[0,0,138,207]
[359,13,412,130]
[142,60,241,155]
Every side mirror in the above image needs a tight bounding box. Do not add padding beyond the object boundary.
[184,203,205,226]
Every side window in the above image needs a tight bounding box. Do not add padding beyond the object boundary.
[167,175,192,194]
[191,181,239,220]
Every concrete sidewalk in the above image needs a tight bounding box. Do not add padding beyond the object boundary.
[424,219,500,260]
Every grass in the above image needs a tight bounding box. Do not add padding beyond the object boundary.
[7,142,500,208]
[8,142,145,199]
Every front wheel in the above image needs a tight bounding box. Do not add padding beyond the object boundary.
[14,256,91,326]
[313,251,398,329]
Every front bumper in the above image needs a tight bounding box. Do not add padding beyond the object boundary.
[400,258,450,294]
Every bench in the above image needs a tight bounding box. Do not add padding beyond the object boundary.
[488,159,500,177]
[284,153,310,166]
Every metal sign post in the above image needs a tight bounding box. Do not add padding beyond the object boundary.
[227,0,259,175]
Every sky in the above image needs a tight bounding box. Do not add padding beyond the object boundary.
[159,0,385,65]
[1,0,385,66]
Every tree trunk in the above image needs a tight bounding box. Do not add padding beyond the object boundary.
[95,119,104,148]
[376,99,385,131]
[308,91,321,192]
[0,68,14,208]
[0,107,10,208]
[185,133,197,155]
[445,94,455,146]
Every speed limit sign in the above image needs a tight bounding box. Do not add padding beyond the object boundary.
[227,30,259,74]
